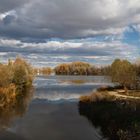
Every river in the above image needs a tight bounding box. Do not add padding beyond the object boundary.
[0,76,113,140]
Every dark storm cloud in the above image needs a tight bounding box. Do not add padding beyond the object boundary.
[0,0,28,13]
[0,0,140,39]
[0,0,139,67]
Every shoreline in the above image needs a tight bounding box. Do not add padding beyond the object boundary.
[80,87,140,103]
[108,91,140,100]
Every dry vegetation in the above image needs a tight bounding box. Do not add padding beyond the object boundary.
[41,67,53,75]
[80,91,116,103]
[80,58,140,104]
[110,59,138,90]
[0,85,33,130]
[117,90,140,97]
[54,61,103,75]
[0,57,34,110]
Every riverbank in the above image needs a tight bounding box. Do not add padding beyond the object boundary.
[80,86,140,103]
[79,86,140,140]
[79,94,140,140]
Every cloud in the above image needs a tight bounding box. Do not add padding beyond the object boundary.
[0,0,140,39]
[0,0,28,13]
[0,39,138,59]
[0,0,139,67]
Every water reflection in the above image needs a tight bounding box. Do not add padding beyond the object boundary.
[0,76,114,140]
[79,99,140,140]
[0,88,33,130]
[34,76,113,102]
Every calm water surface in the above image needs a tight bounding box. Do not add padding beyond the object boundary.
[0,76,113,140]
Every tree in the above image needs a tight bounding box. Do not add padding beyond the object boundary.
[12,57,34,90]
[133,58,140,77]
[54,62,95,75]
[54,64,70,75]
[41,67,52,75]
[110,59,137,89]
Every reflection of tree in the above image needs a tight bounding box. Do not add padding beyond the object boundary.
[79,100,140,140]
[0,87,33,130]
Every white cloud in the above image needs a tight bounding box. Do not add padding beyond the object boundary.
[0,38,138,62]
[0,38,21,46]
[0,13,6,21]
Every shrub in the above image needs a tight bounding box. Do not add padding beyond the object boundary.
[0,84,16,109]
[0,57,34,89]
[0,57,34,110]
[0,65,13,87]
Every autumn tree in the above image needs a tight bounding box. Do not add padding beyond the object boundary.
[41,67,53,75]
[54,62,99,75]
[133,58,140,77]
[55,64,70,75]
[110,59,137,89]
[12,57,34,90]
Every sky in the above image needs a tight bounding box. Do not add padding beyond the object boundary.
[0,0,140,67]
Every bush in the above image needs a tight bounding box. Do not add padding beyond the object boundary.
[0,57,34,110]
[0,84,16,109]
[0,65,13,87]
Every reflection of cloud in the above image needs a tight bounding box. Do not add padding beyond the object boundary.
[33,76,113,101]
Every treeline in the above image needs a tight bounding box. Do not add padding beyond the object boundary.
[32,62,110,76]
[33,67,53,75]
[0,57,34,110]
[54,61,110,75]
[53,59,140,90]
[32,59,140,90]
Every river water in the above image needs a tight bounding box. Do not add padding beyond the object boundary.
[0,76,113,140]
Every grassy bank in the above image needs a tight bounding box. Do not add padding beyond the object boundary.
[80,86,140,104]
